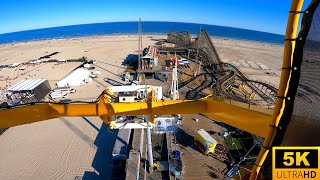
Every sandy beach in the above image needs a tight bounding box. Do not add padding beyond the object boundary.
[0,35,283,179]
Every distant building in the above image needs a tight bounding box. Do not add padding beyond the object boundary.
[140,46,158,70]
[8,79,51,103]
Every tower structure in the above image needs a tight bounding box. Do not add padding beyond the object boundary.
[171,55,179,100]
[138,18,143,70]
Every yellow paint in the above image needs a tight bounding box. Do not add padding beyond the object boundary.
[250,0,305,179]
[231,87,246,97]
[0,103,98,128]
[0,97,273,139]
[250,93,256,100]
[240,84,249,95]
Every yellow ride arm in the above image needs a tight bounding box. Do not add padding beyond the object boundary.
[0,1,306,180]
[0,98,272,139]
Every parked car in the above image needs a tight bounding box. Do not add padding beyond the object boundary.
[50,92,68,99]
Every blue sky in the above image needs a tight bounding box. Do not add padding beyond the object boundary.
[0,0,312,35]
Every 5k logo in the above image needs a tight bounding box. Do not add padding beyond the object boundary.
[273,147,320,180]
[283,152,310,166]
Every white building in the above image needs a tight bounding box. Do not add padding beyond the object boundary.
[56,68,92,87]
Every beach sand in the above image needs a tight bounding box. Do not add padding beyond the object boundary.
[0,35,283,179]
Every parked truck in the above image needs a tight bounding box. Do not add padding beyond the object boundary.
[50,92,68,99]
[195,129,217,155]
[53,87,76,94]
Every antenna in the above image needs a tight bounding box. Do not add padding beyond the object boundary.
[171,54,179,100]
[138,18,142,71]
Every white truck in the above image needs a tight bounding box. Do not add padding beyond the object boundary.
[53,87,76,94]
[50,92,68,99]
[83,78,92,83]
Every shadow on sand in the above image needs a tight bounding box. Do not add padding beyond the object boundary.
[82,117,99,131]
[175,127,202,153]
[104,78,125,86]
[150,38,167,42]
[82,122,118,180]
[122,54,138,68]
[98,61,125,69]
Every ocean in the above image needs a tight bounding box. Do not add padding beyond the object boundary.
[0,21,284,45]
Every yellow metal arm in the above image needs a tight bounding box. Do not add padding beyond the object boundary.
[0,103,98,128]
[0,98,272,138]
[250,0,305,179]
[99,98,273,138]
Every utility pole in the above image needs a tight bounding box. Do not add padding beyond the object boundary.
[170,54,180,154]
[137,18,152,172]
[171,54,179,100]
[144,144,147,180]
[146,117,154,170]
[138,18,142,71]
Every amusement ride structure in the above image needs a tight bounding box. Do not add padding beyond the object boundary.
[1,0,320,179]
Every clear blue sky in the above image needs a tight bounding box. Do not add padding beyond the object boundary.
[0,0,312,35]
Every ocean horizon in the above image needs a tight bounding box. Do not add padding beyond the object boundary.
[0,21,284,45]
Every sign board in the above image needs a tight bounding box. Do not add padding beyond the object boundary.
[273,147,320,180]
